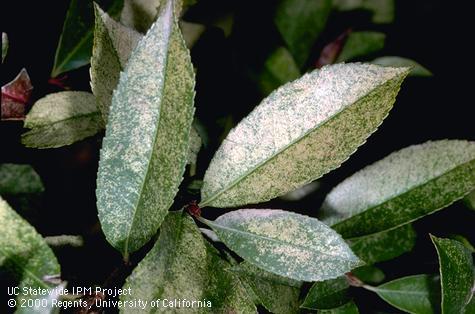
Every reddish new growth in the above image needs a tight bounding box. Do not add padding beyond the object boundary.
[186,200,201,217]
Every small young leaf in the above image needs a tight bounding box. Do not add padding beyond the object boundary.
[352,265,385,285]
[121,211,256,313]
[280,181,320,201]
[372,56,432,77]
[0,164,44,196]
[258,47,301,96]
[301,276,350,310]
[96,0,195,257]
[180,21,206,49]
[321,140,475,238]
[334,0,395,24]
[2,32,8,63]
[463,190,475,210]
[275,0,332,66]
[1,69,33,121]
[200,63,409,208]
[200,209,362,282]
[316,29,351,68]
[187,126,202,166]
[336,31,385,62]
[231,261,302,314]
[431,236,475,314]
[51,0,123,77]
[91,4,141,124]
[120,0,160,33]
[449,235,475,253]
[368,274,441,314]
[318,301,359,314]
[348,224,416,264]
[0,197,60,289]
[22,92,102,149]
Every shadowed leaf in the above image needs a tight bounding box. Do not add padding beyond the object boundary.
[372,56,432,77]
[336,31,385,62]
[301,276,350,310]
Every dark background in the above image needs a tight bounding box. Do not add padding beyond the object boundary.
[1,0,474,313]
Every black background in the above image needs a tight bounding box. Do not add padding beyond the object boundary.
[1,0,474,313]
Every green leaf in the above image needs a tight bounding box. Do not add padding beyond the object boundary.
[0,197,60,289]
[336,31,385,62]
[318,301,359,314]
[200,63,409,208]
[258,47,301,96]
[334,0,395,24]
[372,56,432,77]
[301,276,350,310]
[96,0,195,258]
[275,0,332,66]
[91,4,142,124]
[2,32,8,63]
[431,236,475,314]
[121,211,256,313]
[321,140,475,238]
[367,274,441,314]
[449,235,475,253]
[51,0,123,77]
[348,224,416,263]
[230,261,302,314]
[463,190,475,210]
[352,265,385,284]
[0,164,44,196]
[22,92,102,149]
[200,209,362,282]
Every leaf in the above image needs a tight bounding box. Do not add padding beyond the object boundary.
[336,31,386,62]
[22,92,102,149]
[200,63,409,208]
[0,197,60,289]
[449,235,475,253]
[367,274,441,314]
[372,56,432,77]
[280,181,320,201]
[463,190,475,210]
[333,0,395,24]
[0,164,44,196]
[316,29,351,68]
[431,236,475,314]
[2,32,8,63]
[274,0,332,66]
[1,69,33,121]
[51,0,123,77]
[200,209,362,282]
[318,301,360,314]
[96,0,195,258]
[348,224,416,264]
[352,265,385,284]
[120,0,160,33]
[320,140,475,238]
[180,21,206,49]
[121,211,256,313]
[258,47,301,96]
[230,261,302,314]
[301,276,350,310]
[91,4,142,124]
[16,283,66,314]
[187,126,202,166]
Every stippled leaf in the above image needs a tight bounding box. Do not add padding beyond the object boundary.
[334,0,395,24]
[0,197,60,289]
[348,224,416,264]
[450,235,475,253]
[431,236,475,314]
[200,209,362,282]
[187,126,202,166]
[367,274,441,314]
[51,0,123,77]
[463,190,475,210]
[301,276,350,310]
[200,63,409,208]
[22,92,102,149]
[275,0,332,66]
[2,32,8,63]
[96,0,195,258]
[280,181,320,201]
[1,69,33,121]
[121,211,256,313]
[91,4,141,124]
[0,164,44,196]
[352,265,385,284]
[372,56,432,77]
[258,47,300,96]
[230,261,302,314]
[318,301,359,314]
[336,31,385,62]
[321,140,475,238]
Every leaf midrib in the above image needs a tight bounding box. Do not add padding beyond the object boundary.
[25,110,100,129]
[200,74,402,207]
